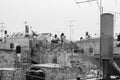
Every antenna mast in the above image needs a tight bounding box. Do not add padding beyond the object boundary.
[0,22,5,38]
[68,20,75,41]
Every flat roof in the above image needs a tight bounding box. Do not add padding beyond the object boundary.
[0,68,16,71]
[32,63,62,68]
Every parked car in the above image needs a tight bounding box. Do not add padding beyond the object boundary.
[26,66,45,80]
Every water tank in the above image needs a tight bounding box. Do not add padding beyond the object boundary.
[100,13,114,59]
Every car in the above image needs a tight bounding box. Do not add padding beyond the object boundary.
[26,66,45,80]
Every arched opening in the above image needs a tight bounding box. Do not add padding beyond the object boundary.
[16,45,21,53]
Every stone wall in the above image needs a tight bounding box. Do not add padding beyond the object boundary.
[41,66,81,80]
[77,38,100,56]
[0,50,15,68]
[77,38,120,56]
[0,66,31,80]
[0,37,31,80]
[0,38,30,50]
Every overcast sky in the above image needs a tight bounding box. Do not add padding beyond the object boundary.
[0,0,120,40]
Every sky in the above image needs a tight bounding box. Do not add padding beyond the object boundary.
[0,0,120,40]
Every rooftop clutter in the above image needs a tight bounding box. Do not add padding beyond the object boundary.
[51,33,66,44]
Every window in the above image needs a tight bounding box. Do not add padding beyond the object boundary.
[74,49,81,53]
[89,47,93,53]
[10,43,14,49]
[53,57,57,63]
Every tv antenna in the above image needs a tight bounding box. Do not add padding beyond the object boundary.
[66,20,75,41]
[115,0,117,5]
[76,0,96,4]
[75,0,103,14]
[109,11,120,22]
[0,22,5,38]
[24,21,27,29]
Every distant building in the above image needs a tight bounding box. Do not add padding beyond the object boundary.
[37,33,52,42]
[77,38,120,56]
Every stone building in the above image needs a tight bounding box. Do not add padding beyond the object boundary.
[3,36,120,80]
[0,37,32,80]
[30,40,94,80]
[77,38,120,56]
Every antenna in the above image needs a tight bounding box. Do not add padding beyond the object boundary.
[115,0,117,5]
[109,11,120,36]
[96,0,102,14]
[0,22,5,38]
[76,0,97,4]
[109,11,120,22]
[75,0,103,14]
[75,0,103,77]
[67,20,75,41]
[25,21,27,26]
[24,21,30,37]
